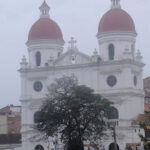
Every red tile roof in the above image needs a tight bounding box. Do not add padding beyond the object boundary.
[28,18,63,41]
[98,8,135,33]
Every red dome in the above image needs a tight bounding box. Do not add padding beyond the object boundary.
[98,8,136,33]
[28,18,63,41]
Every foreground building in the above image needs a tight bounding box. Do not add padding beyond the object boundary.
[0,105,21,134]
[19,0,145,150]
[0,105,21,150]
[143,77,150,113]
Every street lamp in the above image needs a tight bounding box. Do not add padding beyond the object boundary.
[108,120,118,150]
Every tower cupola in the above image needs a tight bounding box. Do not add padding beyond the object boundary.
[28,1,64,42]
[111,0,121,9]
[26,1,64,68]
[97,0,137,62]
[39,1,50,18]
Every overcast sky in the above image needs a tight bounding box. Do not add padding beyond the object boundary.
[0,0,149,108]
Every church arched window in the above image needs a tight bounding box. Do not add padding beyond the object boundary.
[35,52,41,66]
[108,44,115,60]
[34,111,41,123]
[108,107,119,120]
[35,145,44,150]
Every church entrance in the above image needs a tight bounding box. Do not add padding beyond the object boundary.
[109,143,119,150]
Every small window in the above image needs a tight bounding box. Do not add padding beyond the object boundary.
[35,52,41,66]
[71,55,76,64]
[134,76,137,86]
[42,10,46,15]
[108,44,115,60]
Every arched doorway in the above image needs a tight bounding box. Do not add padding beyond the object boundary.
[35,145,44,150]
[109,143,119,150]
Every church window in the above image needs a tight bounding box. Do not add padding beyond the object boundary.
[108,107,119,120]
[108,44,115,60]
[131,44,135,58]
[134,76,137,86]
[33,81,43,92]
[107,75,117,87]
[35,52,41,66]
[71,55,76,64]
[42,10,46,15]
[34,111,41,123]
[35,145,44,150]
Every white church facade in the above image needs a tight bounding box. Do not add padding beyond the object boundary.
[19,0,145,150]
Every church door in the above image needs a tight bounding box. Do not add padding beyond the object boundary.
[109,143,119,150]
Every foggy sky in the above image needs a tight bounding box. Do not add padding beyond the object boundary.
[0,0,149,108]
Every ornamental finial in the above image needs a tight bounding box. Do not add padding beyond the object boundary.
[111,0,121,9]
[39,0,50,18]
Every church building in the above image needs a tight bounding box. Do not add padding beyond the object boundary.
[19,0,145,150]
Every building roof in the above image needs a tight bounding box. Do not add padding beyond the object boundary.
[28,1,63,42]
[39,1,50,9]
[98,8,135,34]
[145,91,150,98]
[144,77,150,89]
[145,104,150,113]
[28,18,63,41]
[132,114,150,125]
[0,105,21,114]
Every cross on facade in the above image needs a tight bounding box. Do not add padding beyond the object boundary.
[68,37,77,49]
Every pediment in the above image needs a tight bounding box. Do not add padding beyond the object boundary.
[54,49,91,66]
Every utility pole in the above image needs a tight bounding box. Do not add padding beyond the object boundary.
[113,125,117,150]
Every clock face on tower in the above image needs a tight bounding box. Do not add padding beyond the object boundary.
[33,81,43,92]
[107,75,117,87]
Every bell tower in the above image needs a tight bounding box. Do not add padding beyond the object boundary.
[96,0,144,120]
[26,1,64,68]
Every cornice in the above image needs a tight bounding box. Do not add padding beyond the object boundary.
[26,39,65,47]
[19,59,144,74]
[100,89,144,98]
[97,31,137,39]
[20,97,46,103]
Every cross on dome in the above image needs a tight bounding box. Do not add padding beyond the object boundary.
[68,37,77,50]
[39,0,50,18]
[111,0,121,9]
